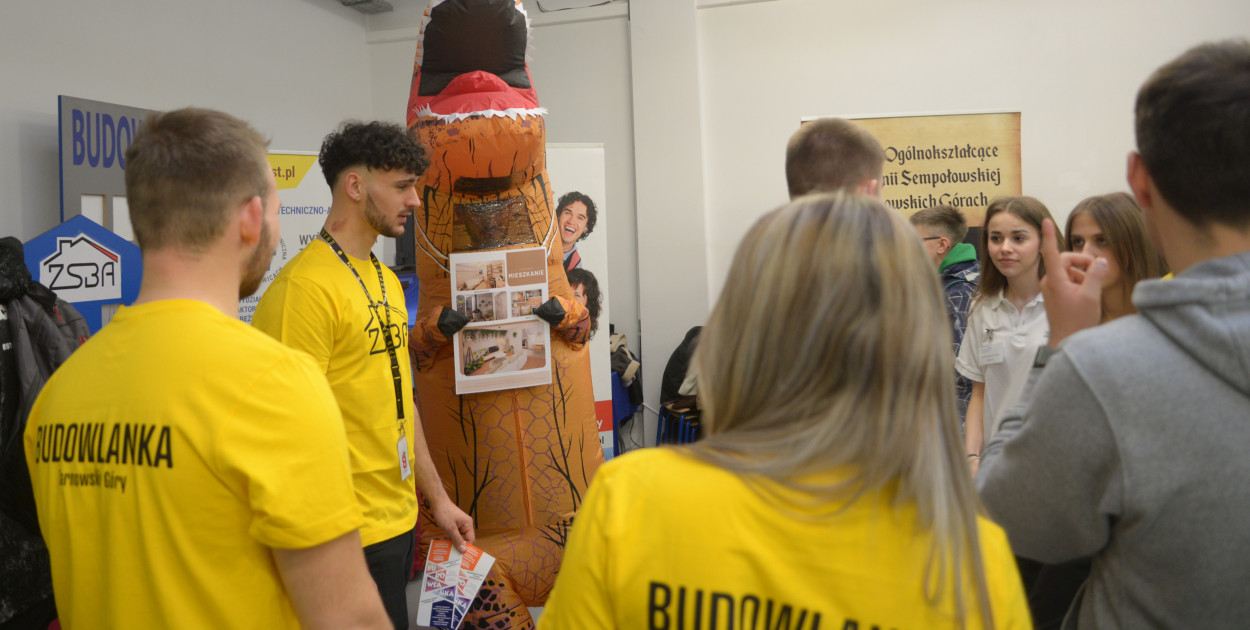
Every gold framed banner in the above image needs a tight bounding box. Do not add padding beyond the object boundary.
[851,112,1022,226]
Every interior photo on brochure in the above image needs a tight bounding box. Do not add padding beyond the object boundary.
[451,246,553,394]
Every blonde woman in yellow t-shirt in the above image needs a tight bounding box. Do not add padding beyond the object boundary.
[540,193,1031,630]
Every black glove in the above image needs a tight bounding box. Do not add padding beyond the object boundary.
[437,307,471,339]
[534,298,566,326]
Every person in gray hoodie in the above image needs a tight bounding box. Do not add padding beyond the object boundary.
[977,39,1250,629]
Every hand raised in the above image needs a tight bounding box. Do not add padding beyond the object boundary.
[1039,218,1109,348]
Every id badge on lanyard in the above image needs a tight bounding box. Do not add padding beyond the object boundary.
[320,230,411,481]
[397,433,412,481]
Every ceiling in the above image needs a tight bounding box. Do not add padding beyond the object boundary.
[345,0,625,14]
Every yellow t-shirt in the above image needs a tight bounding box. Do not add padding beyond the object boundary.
[253,239,419,546]
[24,299,361,630]
[539,448,1031,630]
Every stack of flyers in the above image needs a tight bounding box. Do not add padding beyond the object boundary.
[416,540,497,630]
[416,540,459,629]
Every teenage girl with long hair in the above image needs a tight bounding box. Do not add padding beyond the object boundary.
[538,193,1029,629]
[1023,193,1169,630]
[957,196,1062,475]
[1065,192,1169,322]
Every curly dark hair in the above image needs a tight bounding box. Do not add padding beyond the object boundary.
[556,191,598,241]
[319,120,430,189]
[566,267,602,339]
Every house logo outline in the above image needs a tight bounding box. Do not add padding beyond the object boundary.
[39,234,122,301]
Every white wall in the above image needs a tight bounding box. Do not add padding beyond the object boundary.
[629,1,710,435]
[367,0,426,123]
[698,0,1250,297]
[528,17,639,367]
[0,0,374,242]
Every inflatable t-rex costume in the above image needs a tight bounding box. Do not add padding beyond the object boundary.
[405,1,604,627]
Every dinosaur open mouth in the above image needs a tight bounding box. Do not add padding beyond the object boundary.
[409,0,539,119]
[417,0,529,96]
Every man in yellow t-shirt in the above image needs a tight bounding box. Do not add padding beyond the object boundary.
[254,120,475,630]
[24,108,390,629]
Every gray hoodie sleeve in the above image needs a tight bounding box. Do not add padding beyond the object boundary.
[976,351,1124,563]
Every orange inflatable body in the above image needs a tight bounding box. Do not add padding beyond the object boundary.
[406,2,603,627]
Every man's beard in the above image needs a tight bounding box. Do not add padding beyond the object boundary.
[239,220,274,299]
[365,193,406,239]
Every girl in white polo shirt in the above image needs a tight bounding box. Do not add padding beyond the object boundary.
[957,196,1062,476]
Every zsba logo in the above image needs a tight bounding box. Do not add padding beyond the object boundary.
[40,234,121,302]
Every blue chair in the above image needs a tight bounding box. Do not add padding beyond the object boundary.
[657,404,700,445]
[611,372,640,457]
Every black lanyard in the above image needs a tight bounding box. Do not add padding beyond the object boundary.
[319,228,406,426]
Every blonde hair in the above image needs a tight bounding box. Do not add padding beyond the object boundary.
[688,192,993,628]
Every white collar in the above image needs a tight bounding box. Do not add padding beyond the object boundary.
[990,289,1044,311]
